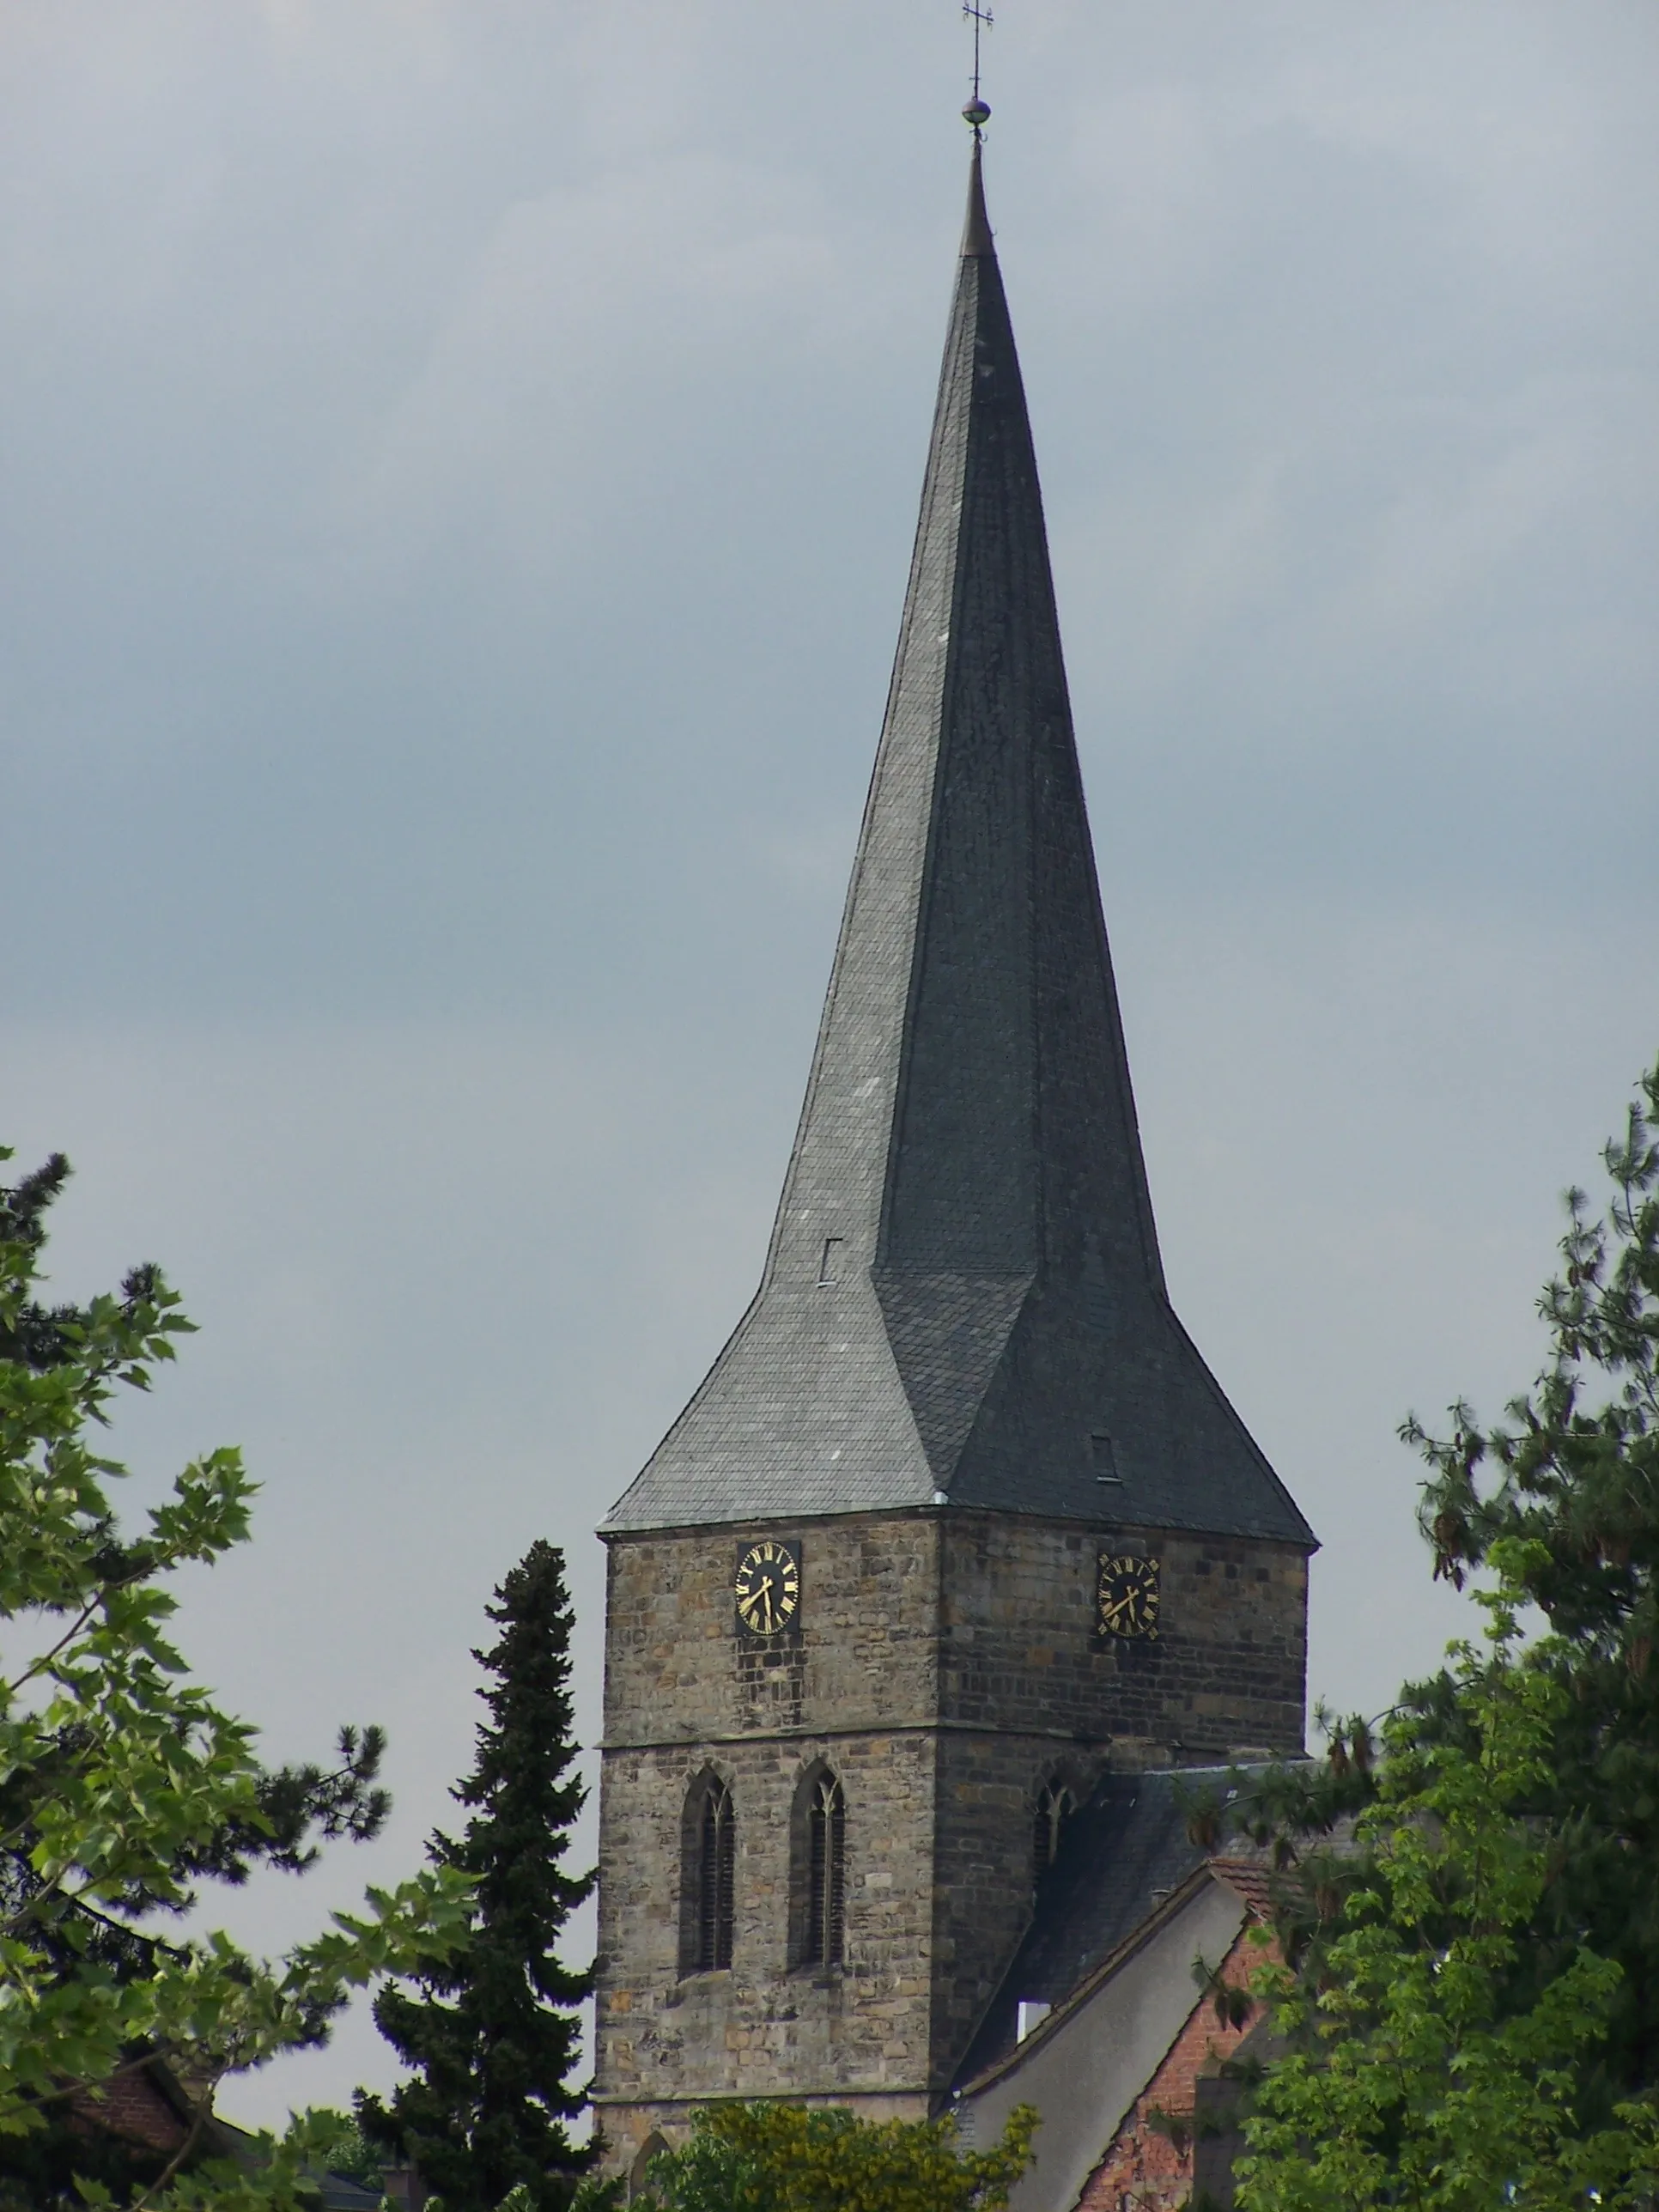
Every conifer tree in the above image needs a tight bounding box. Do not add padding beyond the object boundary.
[1404,1054,1659,2114]
[359,1540,598,2211]
[1211,1054,1659,2176]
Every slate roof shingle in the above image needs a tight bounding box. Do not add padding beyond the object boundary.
[604,147,1313,1552]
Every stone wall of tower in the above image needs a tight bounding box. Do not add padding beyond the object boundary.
[926,1516,1307,2071]
[593,1507,1307,2158]
[937,1516,1308,1753]
[593,1515,946,2170]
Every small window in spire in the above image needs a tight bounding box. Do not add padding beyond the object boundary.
[1091,1432,1122,1485]
[817,1237,844,1286]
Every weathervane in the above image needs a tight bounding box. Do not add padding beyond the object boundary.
[962,0,992,133]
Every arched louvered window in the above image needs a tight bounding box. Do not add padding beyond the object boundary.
[1032,1778,1075,1893]
[699,1779,735,1969]
[682,1774,735,1973]
[802,1769,846,1966]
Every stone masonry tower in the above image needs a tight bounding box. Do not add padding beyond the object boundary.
[592,143,1315,2169]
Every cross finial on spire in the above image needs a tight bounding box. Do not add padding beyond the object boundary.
[962,2,992,134]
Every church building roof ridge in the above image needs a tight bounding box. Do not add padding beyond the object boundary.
[602,148,1314,1550]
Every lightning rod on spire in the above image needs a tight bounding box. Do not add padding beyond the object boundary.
[962,1,992,134]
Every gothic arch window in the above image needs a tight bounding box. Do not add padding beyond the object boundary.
[679,1771,735,1974]
[628,2136,668,2202]
[790,1762,846,1968]
[1032,1776,1076,1894]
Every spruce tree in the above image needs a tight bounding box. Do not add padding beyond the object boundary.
[359,1540,598,2211]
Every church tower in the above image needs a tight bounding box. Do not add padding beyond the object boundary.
[592,141,1314,2166]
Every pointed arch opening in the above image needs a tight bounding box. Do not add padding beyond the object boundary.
[679,1770,735,1974]
[629,2136,668,2202]
[789,1761,847,1969]
[1032,1775,1076,1895]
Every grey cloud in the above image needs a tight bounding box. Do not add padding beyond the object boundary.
[2,0,1656,2124]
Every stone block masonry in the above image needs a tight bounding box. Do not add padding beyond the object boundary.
[592,1508,1305,2168]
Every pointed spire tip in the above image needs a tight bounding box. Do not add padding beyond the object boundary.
[961,134,994,258]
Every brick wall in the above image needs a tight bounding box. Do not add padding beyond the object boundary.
[69,2067,189,2158]
[1076,1917,1273,2212]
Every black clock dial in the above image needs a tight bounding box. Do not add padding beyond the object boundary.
[734,1539,801,1638]
[1097,1551,1161,1641]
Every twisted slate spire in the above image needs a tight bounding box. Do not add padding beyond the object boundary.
[605,148,1312,1548]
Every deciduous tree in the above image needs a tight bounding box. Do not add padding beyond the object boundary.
[635,2100,1036,2212]
[0,1148,471,2209]
[1213,1059,1659,2203]
[1234,1553,1659,2211]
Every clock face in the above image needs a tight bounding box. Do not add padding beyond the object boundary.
[733,1538,801,1638]
[1097,1551,1161,1641]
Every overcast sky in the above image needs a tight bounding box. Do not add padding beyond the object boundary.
[3,0,1656,2130]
